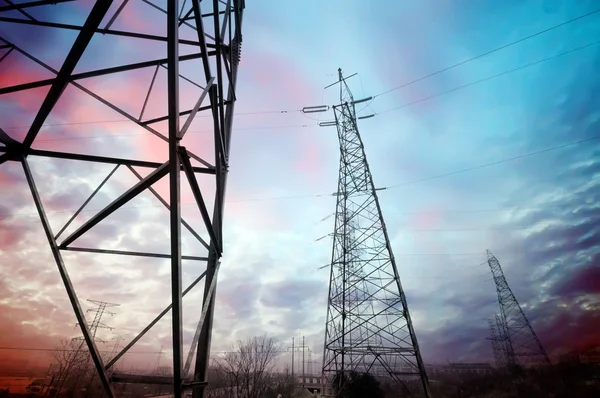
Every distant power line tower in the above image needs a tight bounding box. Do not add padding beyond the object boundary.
[73,299,120,343]
[320,69,431,397]
[73,299,121,348]
[487,250,551,368]
[487,314,509,368]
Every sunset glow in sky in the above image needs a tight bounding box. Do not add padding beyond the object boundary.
[0,0,599,375]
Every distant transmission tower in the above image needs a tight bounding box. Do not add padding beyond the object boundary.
[487,315,509,369]
[320,69,431,397]
[73,299,120,343]
[487,250,550,368]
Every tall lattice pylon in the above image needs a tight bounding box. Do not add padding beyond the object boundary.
[487,314,509,369]
[487,250,551,368]
[0,1,245,396]
[321,69,431,397]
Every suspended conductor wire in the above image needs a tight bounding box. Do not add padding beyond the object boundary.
[0,133,597,221]
[5,37,598,133]
[372,7,600,100]
[1,10,598,132]
[376,39,600,115]
[381,133,600,189]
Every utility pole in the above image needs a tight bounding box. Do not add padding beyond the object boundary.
[487,250,550,369]
[287,337,295,383]
[288,335,309,387]
[318,68,431,397]
[302,336,305,388]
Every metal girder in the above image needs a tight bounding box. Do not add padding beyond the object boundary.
[192,4,244,397]
[0,1,245,396]
[59,162,170,248]
[127,165,211,249]
[166,1,184,395]
[22,0,113,148]
[0,16,208,46]
[21,148,215,173]
[54,164,120,240]
[61,246,209,262]
[180,146,221,256]
[184,260,221,376]
[0,0,74,12]
[22,157,115,398]
[105,270,208,370]
[179,77,215,139]
[0,51,213,95]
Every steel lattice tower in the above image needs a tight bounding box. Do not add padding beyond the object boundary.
[487,250,551,369]
[0,1,245,397]
[487,314,509,369]
[321,69,431,397]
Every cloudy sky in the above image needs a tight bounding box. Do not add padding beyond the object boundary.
[0,0,599,376]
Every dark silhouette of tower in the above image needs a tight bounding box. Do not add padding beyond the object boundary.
[487,250,550,368]
[487,314,509,368]
[321,69,431,397]
[0,1,245,396]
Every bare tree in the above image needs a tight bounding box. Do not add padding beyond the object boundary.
[49,338,89,396]
[215,334,281,398]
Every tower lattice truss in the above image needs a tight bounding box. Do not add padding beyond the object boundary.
[322,69,431,397]
[487,250,551,368]
[0,1,245,397]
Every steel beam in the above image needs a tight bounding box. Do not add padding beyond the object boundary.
[61,246,209,262]
[179,146,221,256]
[59,162,170,247]
[179,77,215,139]
[111,374,174,385]
[126,165,210,250]
[183,260,221,376]
[105,270,207,370]
[21,157,114,398]
[0,16,205,47]
[193,3,244,396]
[0,0,74,12]
[22,0,112,148]
[167,1,184,396]
[103,0,130,30]
[26,148,214,174]
[0,51,212,95]
[54,164,119,240]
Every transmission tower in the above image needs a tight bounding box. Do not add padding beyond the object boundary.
[0,1,245,397]
[487,250,551,368]
[487,314,509,369]
[320,69,431,397]
[73,299,120,343]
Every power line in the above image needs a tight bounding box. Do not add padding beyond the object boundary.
[376,39,600,114]
[373,7,600,99]
[1,109,305,130]
[381,134,600,188]
[4,10,598,136]
[3,39,597,140]
[0,134,596,221]
[1,124,311,143]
